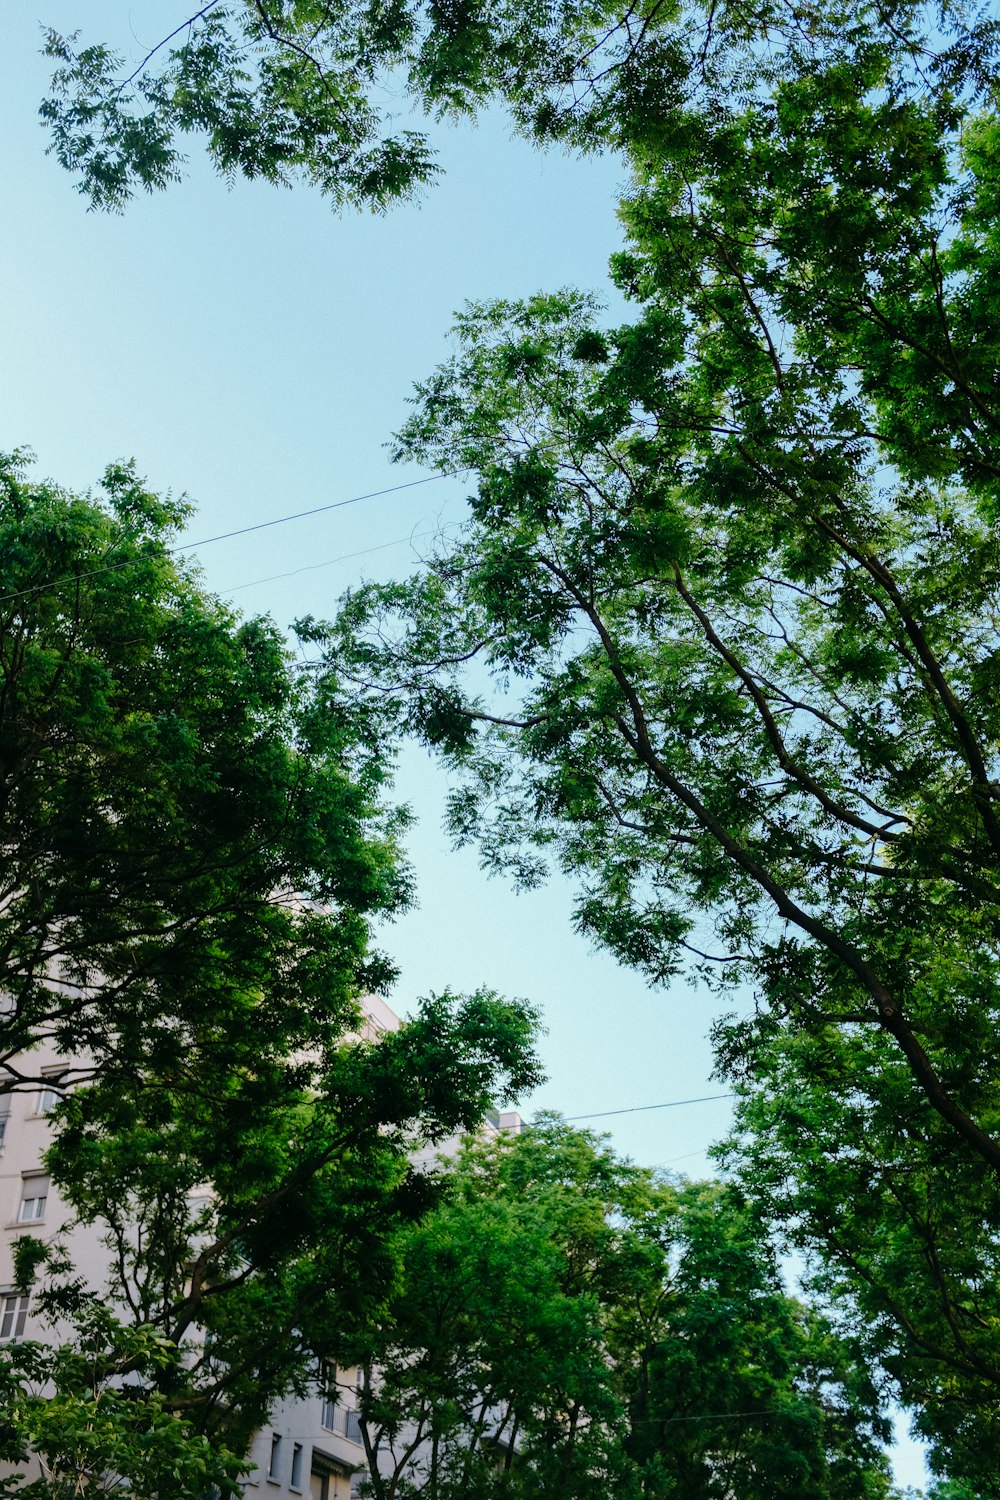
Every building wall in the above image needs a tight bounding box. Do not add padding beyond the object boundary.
[242,1367,365,1499]
[0,1038,370,1496]
[0,1040,108,1321]
[0,1013,521,1498]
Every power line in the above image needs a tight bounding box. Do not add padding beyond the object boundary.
[222,525,453,596]
[0,471,463,606]
[652,1407,791,1426]
[657,1146,719,1167]
[186,471,461,551]
[563,1093,731,1123]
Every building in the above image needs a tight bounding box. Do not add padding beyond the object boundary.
[0,1004,521,1498]
[242,1366,366,1499]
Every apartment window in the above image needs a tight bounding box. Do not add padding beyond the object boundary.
[0,1110,8,1148]
[32,1086,65,1122]
[35,1068,67,1116]
[0,1292,29,1340]
[320,1390,337,1432]
[290,1443,303,1490]
[267,1434,282,1483]
[319,1362,338,1431]
[18,1175,48,1223]
[344,1409,364,1446]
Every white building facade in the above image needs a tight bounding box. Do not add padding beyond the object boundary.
[0,1003,521,1498]
[0,1035,373,1498]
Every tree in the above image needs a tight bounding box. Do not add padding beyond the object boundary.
[311,89,1000,1455]
[0,1311,246,1499]
[38,0,1000,1156]
[719,1025,1000,1495]
[0,454,543,1495]
[40,2,997,215]
[42,0,1000,1173]
[343,1119,896,1500]
[318,263,1000,1476]
[0,447,407,1098]
[35,0,1000,1481]
[4,987,539,1497]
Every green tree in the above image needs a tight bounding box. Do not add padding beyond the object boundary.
[0,1311,246,1498]
[0,448,405,1099]
[4,986,539,1497]
[319,261,1000,1476]
[37,0,1000,1484]
[0,454,542,1495]
[39,2,998,218]
[316,228,1000,1477]
[719,1026,1000,1494]
[49,0,1000,1178]
[40,0,1000,1171]
[344,1120,895,1500]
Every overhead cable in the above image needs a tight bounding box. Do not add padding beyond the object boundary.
[0,470,463,606]
[223,525,453,596]
[563,1093,731,1122]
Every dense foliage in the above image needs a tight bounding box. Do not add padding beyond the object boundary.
[320,252,1000,1477]
[35,0,1000,1489]
[345,1120,895,1500]
[41,2,1000,218]
[0,1313,246,1498]
[1,986,539,1497]
[313,7,998,1477]
[0,459,541,1495]
[0,449,406,1096]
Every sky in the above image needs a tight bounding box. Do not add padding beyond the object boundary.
[0,5,926,1483]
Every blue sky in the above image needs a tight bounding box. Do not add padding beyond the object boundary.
[2,3,725,1165]
[0,6,926,1481]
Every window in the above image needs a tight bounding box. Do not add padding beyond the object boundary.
[18,1175,48,1222]
[344,1409,363,1445]
[319,1362,338,1431]
[0,1111,8,1148]
[36,1082,64,1116]
[0,1292,29,1340]
[321,1389,337,1432]
[267,1434,282,1482]
[290,1443,303,1490]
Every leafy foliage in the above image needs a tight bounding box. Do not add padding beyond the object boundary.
[42,2,1000,214]
[719,1027,1000,1495]
[36,0,1000,1485]
[345,1120,895,1500]
[5,985,540,1490]
[0,456,542,1495]
[0,1310,245,1499]
[310,13,1000,1471]
[0,449,405,1099]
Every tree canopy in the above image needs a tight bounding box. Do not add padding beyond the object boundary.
[345,1119,896,1500]
[41,1,998,214]
[0,456,542,1496]
[310,32,1000,1468]
[2,986,540,1497]
[31,0,1000,1488]
[0,449,405,1097]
